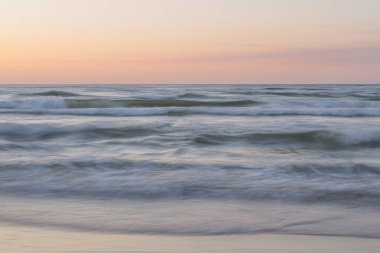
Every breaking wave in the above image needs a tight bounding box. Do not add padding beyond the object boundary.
[0,97,67,109]
[0,159,379,206]
[2,85,380,239]
[0,124,158,141]
[0,97,259,109]
[1,123,379,151]
[23,90,81,97]
[194,130,380,148]
[65,98,258,108]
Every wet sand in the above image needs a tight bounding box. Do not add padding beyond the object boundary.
[1,224,379,253]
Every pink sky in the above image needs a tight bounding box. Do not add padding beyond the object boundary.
[0,0,379,84]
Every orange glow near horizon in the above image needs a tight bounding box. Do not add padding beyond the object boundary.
[0,0,379,84]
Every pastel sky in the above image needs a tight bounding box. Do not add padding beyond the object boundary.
[0,0,379,84]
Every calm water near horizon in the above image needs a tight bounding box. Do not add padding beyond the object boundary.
[0,84,379,238]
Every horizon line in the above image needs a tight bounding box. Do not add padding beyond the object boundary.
[0,83,379,86]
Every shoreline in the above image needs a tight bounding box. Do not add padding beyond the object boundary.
[1,223,379,253]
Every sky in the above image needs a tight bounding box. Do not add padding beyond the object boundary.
[0,0,379,84]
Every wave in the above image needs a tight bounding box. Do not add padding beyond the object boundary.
[263,91,338,98]
[3,107,380,117]
[194,130,380,148]
[1,116,379,147]
[1,94,380,118]
[134,92,210,99]
[228,90,341,98]
[186,107,380,117]
[0,124,158,141]
[282,163,380,176]
[0,108,170,116]
[0,97,67,109]
[65,98,258,108]
[178,92,212,99]
[1,159,379,205]
[23,90,81,97]
[0,97,259,110]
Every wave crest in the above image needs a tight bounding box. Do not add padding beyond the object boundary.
[194,130,380,148]
[0,124,159,141]
[65,99,258,108]
[23,90,80,97]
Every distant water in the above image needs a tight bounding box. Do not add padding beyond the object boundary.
[1,84,380,238]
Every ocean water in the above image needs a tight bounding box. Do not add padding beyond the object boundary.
[0,84,379,238]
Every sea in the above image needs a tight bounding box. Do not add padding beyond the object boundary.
[0,84,379,238]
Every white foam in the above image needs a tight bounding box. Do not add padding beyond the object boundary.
[334,130,380,145]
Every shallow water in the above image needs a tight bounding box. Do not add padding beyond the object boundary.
[1,84,379,237]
